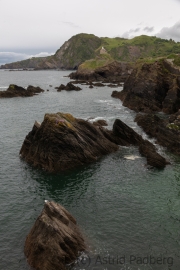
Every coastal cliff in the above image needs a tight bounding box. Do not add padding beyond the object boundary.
[112,59,180,114]
[1,34,180,70]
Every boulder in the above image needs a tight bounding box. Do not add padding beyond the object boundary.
[0,84,44,98]
[24,201,86,270]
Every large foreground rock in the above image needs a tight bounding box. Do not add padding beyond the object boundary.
[19,113,118,172]
[24,201,86,270]
[112,59,180,114]
[0,84,44,98]
[20,112,169,171]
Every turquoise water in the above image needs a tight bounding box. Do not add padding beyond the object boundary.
[0,70,180,270]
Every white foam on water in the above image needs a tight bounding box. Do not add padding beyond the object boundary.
[124,155,141,160]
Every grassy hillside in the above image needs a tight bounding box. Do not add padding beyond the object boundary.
[1,34,180,69]
[78,53,114,71]
[100,35,180,61]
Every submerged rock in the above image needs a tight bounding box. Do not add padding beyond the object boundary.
[24,201,86,270]
[19,112,169,171]
[0,84,44,98]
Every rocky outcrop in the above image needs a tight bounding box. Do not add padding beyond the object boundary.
[19,112,168,171]
[111,119,169,168]
[19,112,118,172]
[24,201,86,270]
[55,82,82,91]
[0,84,44,98]
[69,61,133,83]
[112,59,180,114]
[135,113,180,155]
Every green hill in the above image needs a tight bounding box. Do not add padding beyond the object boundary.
[1,33,180,69]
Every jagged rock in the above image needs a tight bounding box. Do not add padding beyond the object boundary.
[93,119,108,127]
[112,60,180,114]
[56,82,82,92]
[135,113,180,155]
[0,84,44,98]
[112,119,169,168]
[19,113,118,172]
[24,201,86,270]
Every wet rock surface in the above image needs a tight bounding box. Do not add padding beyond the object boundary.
[20,112,169,171]
[24,201,86,270]
[0,84,44,98]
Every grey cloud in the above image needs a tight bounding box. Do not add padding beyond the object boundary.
[143,26,154,32]
[0,51,54,66]
[61,21,80,28]
[122,28,141,38]
[156,20,180,41]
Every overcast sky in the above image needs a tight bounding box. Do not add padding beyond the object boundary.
[0,0,180,65]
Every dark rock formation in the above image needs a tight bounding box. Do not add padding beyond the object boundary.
[19,113,118,172]
[0,84,44,98]
[69,61,133,83]
[93,119,108,127]
[135,113,180,155]
[20,112,169,171]
[112,60,180,114]
[24,201,86,270]
[56,82,82,91]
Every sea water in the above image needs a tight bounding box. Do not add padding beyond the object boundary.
[0,70,180,270]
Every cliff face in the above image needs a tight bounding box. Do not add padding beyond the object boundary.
[112,59,180,114]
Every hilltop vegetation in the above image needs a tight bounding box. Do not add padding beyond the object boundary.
[1,33,180,70]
